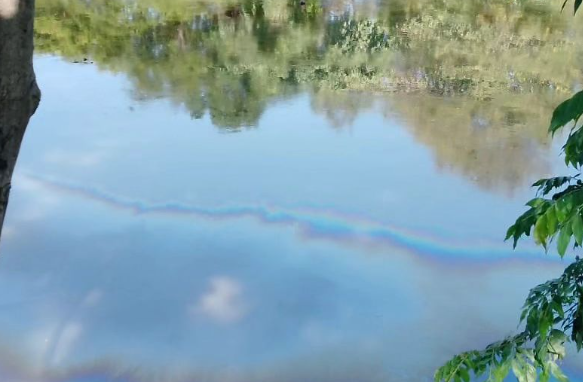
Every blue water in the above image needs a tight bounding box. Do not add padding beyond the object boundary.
[0,56,581,381]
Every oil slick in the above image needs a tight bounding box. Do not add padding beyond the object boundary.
[20,172,558,265]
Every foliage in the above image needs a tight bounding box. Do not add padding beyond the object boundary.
[503,90,583,258]
[436,259,583,382]
[435,4,583,380]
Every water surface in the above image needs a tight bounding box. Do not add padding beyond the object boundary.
[1,0,583,381]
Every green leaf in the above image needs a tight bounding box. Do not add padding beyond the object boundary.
[525,363,537,382]
[573,213,583,246]
[557,224,572,257]
[572,295,583,349]
[540,369,551,382]
[538,306,552,340]
[511,358,525,382]
[562,129,583,167]
[534,214,549,248]
[459,367,470,382]
[576,0,582,14]
[512,357,536,382]
[526,198,547,208]
[551,300,565,319]
[526,309,540,337]
[506,208,539,248]
[546,207,558,236]
[562,0,569,11]
[548,330,567,359]
[491,361,511,382]
[533,176,575,196]
[550,90,583,134]
[556,200,569,222]
[520,308,529,323]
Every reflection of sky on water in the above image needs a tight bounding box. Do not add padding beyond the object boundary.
[1,56,582,381]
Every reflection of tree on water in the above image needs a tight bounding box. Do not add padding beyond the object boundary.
[310,89,375,128]
[33,0,583,192]
[309,89,555,194]
[386,93,554,194]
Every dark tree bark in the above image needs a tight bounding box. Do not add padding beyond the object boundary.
[0,0,40,237]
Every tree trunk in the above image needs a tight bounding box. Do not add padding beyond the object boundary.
[0,0,40,238]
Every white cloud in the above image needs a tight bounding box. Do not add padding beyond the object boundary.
[11,174,62,222]
[190,276,247,324]
[44,149,107,167]
[82,289,103,307]
[51,322,83,365]
[24,325,54,366]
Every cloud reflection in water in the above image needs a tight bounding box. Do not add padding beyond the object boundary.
[190,276,247,324]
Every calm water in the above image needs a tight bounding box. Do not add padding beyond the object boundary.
[1,0,583,381]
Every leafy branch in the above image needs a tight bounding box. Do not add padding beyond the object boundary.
[435,72,583,381]
[435,260,583,382]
